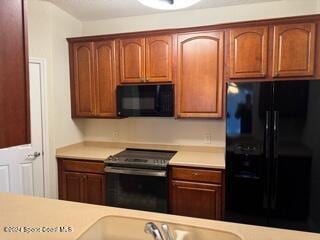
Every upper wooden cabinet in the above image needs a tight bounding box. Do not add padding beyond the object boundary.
[273,22,316,77]
[176,31,224,118]
[119,38,145,83]
[69,40,117,118]
[230,26,268,79]
[72,42,96,117]
[94,40,117,117]
[146,35,172,82]
[0,0,30,148]
[119,35,173,84]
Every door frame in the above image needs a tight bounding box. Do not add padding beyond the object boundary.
[29,58,50,198]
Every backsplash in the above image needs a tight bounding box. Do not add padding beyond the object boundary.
[82,118,225,147]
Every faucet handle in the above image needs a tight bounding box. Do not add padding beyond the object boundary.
[161,224,174,240]
[145,222,164,240]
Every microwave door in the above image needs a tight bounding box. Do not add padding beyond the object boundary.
[118,85,158,116]
[117,84,174,117]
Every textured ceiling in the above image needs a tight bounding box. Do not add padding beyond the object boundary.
[45,0,281,21]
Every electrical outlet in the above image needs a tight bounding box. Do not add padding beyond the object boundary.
[113,131,120,140]
[204,133,212,144]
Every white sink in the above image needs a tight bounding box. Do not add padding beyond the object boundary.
[77,216,242,240]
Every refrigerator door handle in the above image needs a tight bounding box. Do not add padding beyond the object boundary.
[271,110,280,210]
[263,111,272,209]
[273,111,279,159]
[265,111,271,159]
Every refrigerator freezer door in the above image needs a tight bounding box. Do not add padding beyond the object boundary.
[225,81,273,225]
[272,80,320,233]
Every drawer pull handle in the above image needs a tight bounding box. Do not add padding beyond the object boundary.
[192,172,200,176]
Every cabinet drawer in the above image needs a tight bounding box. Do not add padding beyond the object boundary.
[61,159,104,174]
[171,167,222,184]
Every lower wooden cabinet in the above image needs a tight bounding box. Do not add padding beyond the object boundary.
[170,167,224,220]
[58,158,105,205]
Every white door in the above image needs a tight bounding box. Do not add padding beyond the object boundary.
[0,60,45,196]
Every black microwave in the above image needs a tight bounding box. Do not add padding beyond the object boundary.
[116,84,174,117]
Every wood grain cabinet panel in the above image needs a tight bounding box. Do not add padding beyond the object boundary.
[146,35,172,82]
[70,40,117,118]
[62,172,85,203]
[0,0,30,148]
[170,166,224,220]
[176,31,224,118]
[273,23,316,77]
[230,26,268,78]
[171,167,222,184]
[58,159,106,205]
[73,42,96,117]
[119,38,145,83]
[171,180,222,220]
[94,40,117,117]
[85,173,105,205]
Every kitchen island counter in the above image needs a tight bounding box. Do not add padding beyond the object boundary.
[0,193,319,240]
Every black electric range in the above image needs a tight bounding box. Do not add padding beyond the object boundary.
[104,148,177,213]
[104,148,176,170]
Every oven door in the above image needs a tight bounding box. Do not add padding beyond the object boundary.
[105,167,168,213]
[116,84,173,117]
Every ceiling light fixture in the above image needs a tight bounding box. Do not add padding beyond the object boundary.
[137,0,202,10]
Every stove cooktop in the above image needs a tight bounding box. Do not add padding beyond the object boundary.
[104,148,177,170]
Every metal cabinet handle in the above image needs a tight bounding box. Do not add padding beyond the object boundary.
[192,172,200,176]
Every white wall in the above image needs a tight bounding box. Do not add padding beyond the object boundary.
[81,0,319,147]
[83,118,225,147]
[27,0,84,198]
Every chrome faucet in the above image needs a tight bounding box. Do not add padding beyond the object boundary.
[145,222,164,240]
[144,222,174,240]
[161,224,174,240]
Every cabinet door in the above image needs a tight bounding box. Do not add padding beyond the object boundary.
[84,173,105,205]
[93,40,117,117]
[146,35,172,82]
[176,31,224,118]
[119,38,145,83]
[230,26,268,78]
[0,0,30,148]
[171,180,222,220]
[62,172,85,203]
[72,42,96,117]
[273,23,316,77]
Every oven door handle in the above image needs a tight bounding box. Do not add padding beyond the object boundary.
[104,166,167,177]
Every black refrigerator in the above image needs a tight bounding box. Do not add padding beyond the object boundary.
[225,80,320,233]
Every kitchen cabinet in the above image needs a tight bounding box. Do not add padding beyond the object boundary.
[58,159,105,205]
[119,37,145,83]
[94,40,117,117]
[119,35,172,84]
[273,22,316,77]
[68,15,320,119]
[71,41,95,117]
[0,0,30,148]
[146,35,172,82]
[229,26,268,79]
[170,167,224,220]
[176,31,224,118]
[69,40,117,118]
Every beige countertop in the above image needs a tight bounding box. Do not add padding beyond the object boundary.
[1,193,319,240]
[56,141,225,169]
